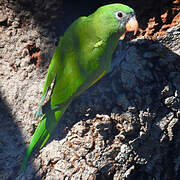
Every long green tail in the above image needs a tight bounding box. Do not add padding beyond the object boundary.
[20,105,67,173]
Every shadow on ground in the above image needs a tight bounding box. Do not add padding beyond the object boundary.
[0,93,41,179]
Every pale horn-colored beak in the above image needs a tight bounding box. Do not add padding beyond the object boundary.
[125,16,139,35]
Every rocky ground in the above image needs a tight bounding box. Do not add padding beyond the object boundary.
[0,0,180,180]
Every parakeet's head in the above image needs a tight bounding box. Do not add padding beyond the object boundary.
[90,3,138,38]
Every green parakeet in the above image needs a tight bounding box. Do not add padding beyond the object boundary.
[20,3,138,172]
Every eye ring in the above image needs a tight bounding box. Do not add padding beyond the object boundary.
[115,11,124,19]
[117,12,123,18]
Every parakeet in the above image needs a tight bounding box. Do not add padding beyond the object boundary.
[20,3,138,172]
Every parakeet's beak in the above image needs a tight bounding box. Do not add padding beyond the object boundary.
[125,16,139,35]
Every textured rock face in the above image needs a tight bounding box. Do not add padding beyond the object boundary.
[0,0,180,180]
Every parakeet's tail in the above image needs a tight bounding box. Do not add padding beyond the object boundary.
[20,105,67,173]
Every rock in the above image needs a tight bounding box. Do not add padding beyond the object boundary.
[0,15,7,23]
[20,56,30,67]
[116,93,130,110]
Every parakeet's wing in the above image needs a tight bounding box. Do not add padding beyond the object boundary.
[46,17,110,109]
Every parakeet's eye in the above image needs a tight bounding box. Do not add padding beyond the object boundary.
[115,11,124,19]
[117,12,123,18]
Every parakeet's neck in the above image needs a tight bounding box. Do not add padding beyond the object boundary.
[72,16,121,77]
[89,13,122,59]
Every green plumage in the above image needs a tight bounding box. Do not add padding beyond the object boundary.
[20,3,136,172]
